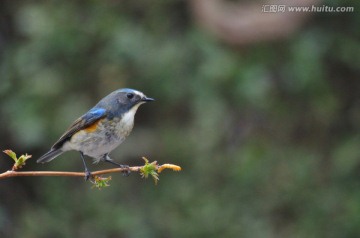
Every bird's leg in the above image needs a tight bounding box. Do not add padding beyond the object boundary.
[102,154,131,177]
[80,152,92,181]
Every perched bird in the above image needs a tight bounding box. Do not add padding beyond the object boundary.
[37,88,154,180]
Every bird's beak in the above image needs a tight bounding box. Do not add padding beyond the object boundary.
[142,96,155,102]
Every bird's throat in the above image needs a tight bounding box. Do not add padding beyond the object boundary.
[120,103,142,128]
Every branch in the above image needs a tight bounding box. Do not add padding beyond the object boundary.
[1,150,181,188]
[0,166,143,179]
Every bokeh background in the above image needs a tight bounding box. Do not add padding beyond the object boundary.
[0,0,359,237]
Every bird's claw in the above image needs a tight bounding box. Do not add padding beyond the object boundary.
[120,164,131,177]
[84,170,92,181]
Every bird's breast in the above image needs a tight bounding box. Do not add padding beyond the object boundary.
[99,116,134,141]
[63,115,135,159]
[62,105,141,162]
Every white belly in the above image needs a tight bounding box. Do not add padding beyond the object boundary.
[62,113,136,162]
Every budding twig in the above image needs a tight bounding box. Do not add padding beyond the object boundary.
[1,151,181,187]
[0,166,142,179]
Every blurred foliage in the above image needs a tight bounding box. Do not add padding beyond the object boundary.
[0,0,359,237]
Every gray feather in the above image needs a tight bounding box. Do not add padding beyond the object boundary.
[37,149,64,163]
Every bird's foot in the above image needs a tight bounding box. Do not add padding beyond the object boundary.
[103,155,131,177]
[84,170,93,181]
[119,164,131,177]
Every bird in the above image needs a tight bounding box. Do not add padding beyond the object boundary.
[37,88,154,180]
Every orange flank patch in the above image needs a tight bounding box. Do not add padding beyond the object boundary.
[84,119,102,132]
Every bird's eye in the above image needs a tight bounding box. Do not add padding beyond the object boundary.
[127,93,134,99]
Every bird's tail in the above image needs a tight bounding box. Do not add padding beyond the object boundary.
[37,149,63,163]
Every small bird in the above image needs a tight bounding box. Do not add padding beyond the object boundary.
[37,88,154,180]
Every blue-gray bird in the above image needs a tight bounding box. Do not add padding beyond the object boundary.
[37,88,154,179]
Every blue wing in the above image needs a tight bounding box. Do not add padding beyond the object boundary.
[52,108,107,149]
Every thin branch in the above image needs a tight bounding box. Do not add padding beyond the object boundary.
[1,151,181,187]
[0,166,143,179]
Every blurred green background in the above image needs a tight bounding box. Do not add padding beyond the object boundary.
[0,0,359,237]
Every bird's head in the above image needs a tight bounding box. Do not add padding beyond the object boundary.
[116,88,154,107]
[97,88,154,117]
